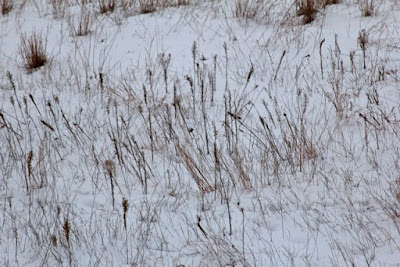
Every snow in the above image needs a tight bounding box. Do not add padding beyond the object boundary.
[1,0,400,266]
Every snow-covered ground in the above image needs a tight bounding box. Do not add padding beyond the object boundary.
[1,0,400,266]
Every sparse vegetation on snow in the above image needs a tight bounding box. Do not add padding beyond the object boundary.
[1,0,400,266]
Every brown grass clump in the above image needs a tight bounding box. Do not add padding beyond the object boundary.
[1,0,13,15]
[63,218,71,243]
[99,0,116,14]
[359,0,375,16]
[296,0,318,24]
[322,0,340,7]
[139,0,157,14]
[19,32,48,73]
[295,0,341,24]
[122,198,129,230]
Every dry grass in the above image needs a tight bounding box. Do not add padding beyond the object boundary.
[234,0,258,19]
[233,0,274,22]
[139,0,157,14]
[67,9,93,36]
[359,0,376,16]
[99,0,116,14]
[49,0,67,19]
[294,0,341,24]
[2,1,400,266]
[1,0,13,15]
[160,0,191,8]
[19,32,48,73]
[296,0,318,24]
[322,0,341,7]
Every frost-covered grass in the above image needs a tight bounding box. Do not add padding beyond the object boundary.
[1,0,400,266]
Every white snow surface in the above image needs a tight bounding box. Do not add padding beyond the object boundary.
[1,0,400,266]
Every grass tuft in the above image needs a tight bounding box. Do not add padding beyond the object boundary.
[139,0,157,14]
[1,0,13,15]
[359,0,376,16]
[19,32,48,73]
[99,0,116,14]
[67,9,93,36]
[296,0,318,24]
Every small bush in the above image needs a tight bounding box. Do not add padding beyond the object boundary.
[19,32,48,73]
[1,0,13,15]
